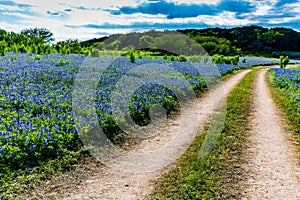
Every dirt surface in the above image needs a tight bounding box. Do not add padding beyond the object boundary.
[59,70,251,200]
[243,69,300,200]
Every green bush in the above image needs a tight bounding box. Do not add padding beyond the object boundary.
[212,54,226,64]
[231,55,240,65]
[279,55,285,68]
[58,59,71,64]
[34,55,43,60]
[0,50,5,56]
[283,56,289,68]
[163,54,168,60]
[271,52,277,57]
[224,56,231,64]
[188,55,201,63]
[129,52,136,63]
[178,55,187,62]
[203,55,209,63]
[91,49,100,57]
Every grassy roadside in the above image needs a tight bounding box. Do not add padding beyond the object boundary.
[0,154,106,200]
[267,71,300,151]
[149,70,258,199]
[0,151,82,200]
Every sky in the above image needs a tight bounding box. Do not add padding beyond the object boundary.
[0,0,300,41]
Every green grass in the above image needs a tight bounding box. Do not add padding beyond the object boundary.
[267,71,300,151]
[149,70,258,199]
[0,150,89,200]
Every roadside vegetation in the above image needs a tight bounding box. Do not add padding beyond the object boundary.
[268,67,300,147]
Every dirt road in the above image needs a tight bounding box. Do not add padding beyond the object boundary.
[243,69,300,199]
[62,70,251,200]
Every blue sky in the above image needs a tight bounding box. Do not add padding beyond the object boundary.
[0,0,300,41]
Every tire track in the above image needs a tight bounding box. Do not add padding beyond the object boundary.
[243,69,300,200]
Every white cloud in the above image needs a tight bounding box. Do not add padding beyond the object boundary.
[1,0,300,41]
[1,12,38,20]
[163,11,256,26]
[0,5,26,11]
[242,0,276,16]
[0,21,32,32]
[169,0,220,5]
[284,2,300,14]
[266,14,300,24]
[13,0,139,11]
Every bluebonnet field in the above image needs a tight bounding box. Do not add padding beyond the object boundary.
[0,52,279,184]
[269,68,300,118]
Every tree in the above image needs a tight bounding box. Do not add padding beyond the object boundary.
[21,28,54,43]
[263,30,284,45]
[0,40,8,56]
[283,56,289,68]
[201,41,217,55]
[152,33,189,55]
[279,55,285,68]
[65,39,81,53]
[129,52,135,63]
[139,35,153,47]
[0,29,7,41]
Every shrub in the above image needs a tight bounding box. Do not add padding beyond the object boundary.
[163,54,168,60]
[224,56,231,64]
[91,49,100,57]
[34,55,43,60]
[283,56,289,68]
[279,55,285,68]
[272,51,277,57]
[212,54,226,64]
[203,55,209,63]
[232,55,240,65]
[58,59,71,64]
[129,52,136,63]
[178,55,187,62]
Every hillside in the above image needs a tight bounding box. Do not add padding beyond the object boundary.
[81,26,300,57]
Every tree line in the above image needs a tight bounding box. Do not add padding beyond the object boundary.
[82,26,300,57]
[179,26,300,56]
[0,28,86,56]
[1,26,300,57]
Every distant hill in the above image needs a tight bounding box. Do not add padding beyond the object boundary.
[178,26,300,54]
[80,26,300,57]
[80,36,109,48]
